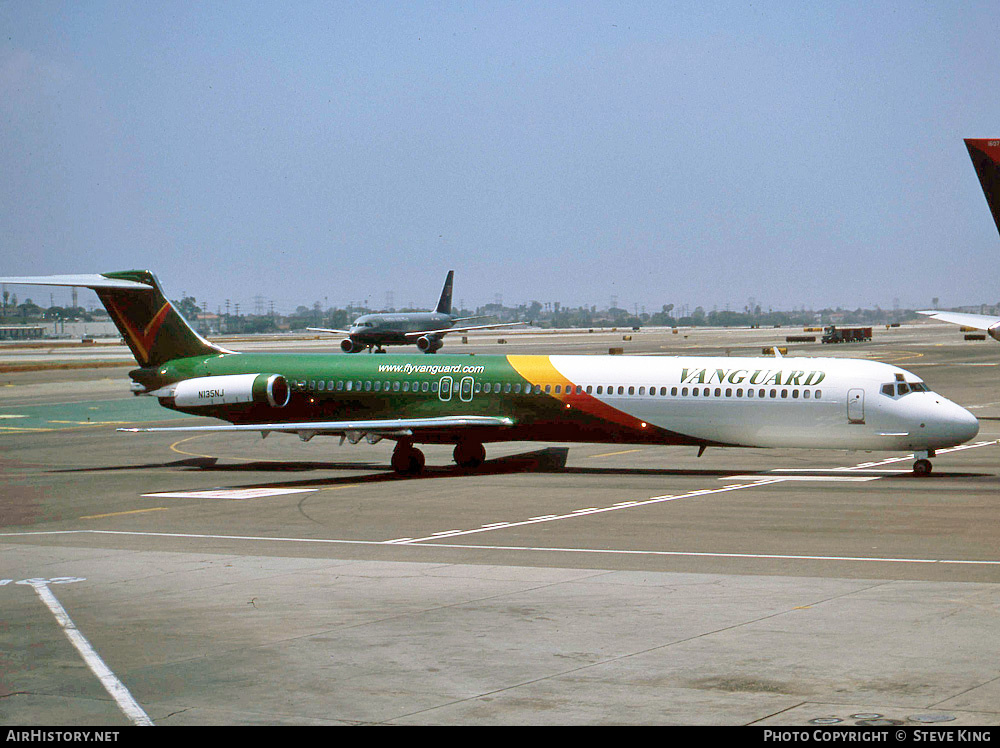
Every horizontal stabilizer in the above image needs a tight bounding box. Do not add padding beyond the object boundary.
[0,273,153,290]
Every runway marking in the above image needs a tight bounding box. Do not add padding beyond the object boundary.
[385,479,786,543]
[724,475,881,482]
[2,530,999,568]
[143,488,319,500]
[11,577,153,726]
[82,507,168,519]
[385,440,1000,544]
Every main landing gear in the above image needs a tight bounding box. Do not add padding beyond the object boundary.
[389,440,487,475]
[391,442,425,475]
[912,450,935,477]
[453,440,486,469]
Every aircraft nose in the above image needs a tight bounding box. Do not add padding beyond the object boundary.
[925,397,979,446]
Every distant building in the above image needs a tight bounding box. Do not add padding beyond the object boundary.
[0,325,47,340]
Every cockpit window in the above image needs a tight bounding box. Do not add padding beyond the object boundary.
[881,380,930,398]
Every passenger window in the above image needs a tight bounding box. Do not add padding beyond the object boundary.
[726,388,732,397]
[628,386,635,395]
[586,385,593,394]
[596,386,603,394]
[422,381,429,392]
[638,386,645,395]
[505,383,512,393]
[781,389,788,399]
[692,387,699,396]
[803,390,810,399]
[534,384,542,394]
[770,389,777,398]
[431,382,439,393]
[681,387,688,396]
[670,387,677,396]
[816,390,822,399]
[373,381,381,392]
[337,380,344,391]
[792,390,799,399]
[715,388,721,397]
[618,386,624,395]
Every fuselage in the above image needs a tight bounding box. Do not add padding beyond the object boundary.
[150,353,979,452]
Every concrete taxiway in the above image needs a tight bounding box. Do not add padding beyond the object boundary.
[2,322,999,725]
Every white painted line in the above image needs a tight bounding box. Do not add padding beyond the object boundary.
[17,578,154,726]
[3,530,999,567]
[724,475,880,482]
[142,487,318,500]
[393,480,785,544]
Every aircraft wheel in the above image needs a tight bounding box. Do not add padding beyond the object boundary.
[453,441,486,469]
[913,458,933,476]
[391,444,425,475]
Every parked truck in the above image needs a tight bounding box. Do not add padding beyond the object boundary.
[822,325,872,344]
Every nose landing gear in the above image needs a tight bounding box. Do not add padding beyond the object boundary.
[912,449,935,476]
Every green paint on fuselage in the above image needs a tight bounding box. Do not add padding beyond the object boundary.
[148,353,702,447]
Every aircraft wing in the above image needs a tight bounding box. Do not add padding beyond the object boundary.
[917,310,1000,332]
[403,321,528,339]
[306,327,351,335]
[119,415,514,440]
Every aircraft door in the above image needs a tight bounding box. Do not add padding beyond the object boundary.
[439,376,453,402]
[459,376,474,402]
[847,388,865,424]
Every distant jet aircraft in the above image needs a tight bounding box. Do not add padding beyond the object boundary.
[0,270,979,476]
[919,139,1000,338]
[308,270,526,353]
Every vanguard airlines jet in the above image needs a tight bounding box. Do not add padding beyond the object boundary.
[0,271,979,475]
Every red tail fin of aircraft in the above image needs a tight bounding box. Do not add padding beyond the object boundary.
[964,138,1000,237]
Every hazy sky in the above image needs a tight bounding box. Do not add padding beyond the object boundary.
[2,1,998,315]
